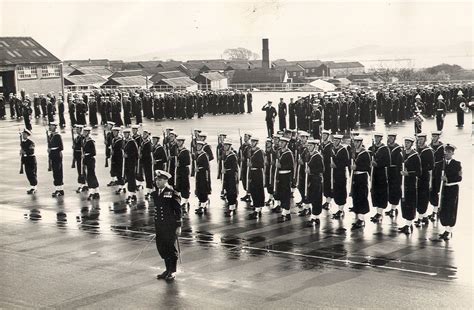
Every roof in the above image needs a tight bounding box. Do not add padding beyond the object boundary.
[327,77,352,85]
[122,62,142,70]
[0,37,60,66]
[308,79,337,91]
[69,66,113,77]
[276,64,304,72]
[150,71,188,83]
[199,72,227,81]
[230,68,287,84]
[64,74,107,86]
[296,60,323,69]
[225,62,252,70]
[157,77,198,87]
[138,61,162,68]
[326,61,364,69]
[103,76,149,86]
[109,70,147,78]
[65,59,109,67]
[201,60,228,71]
[158,60,184,69]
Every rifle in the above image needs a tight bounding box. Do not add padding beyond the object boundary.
[304,162,308,200]
[104,129,109,168]
[46,129,52,172]
[191,129,196,177]
[71,127,76,168]
[401,151,406,202]
[438,159,446,212]
[19,129,24,174]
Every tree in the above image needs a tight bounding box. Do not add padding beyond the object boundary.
[223,47,260,60]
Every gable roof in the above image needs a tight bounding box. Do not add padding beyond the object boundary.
[109,70,147,78]
[65,59,109,67]
[64,74,107,86]
[69,66,113,77]
[199,72,227,81]
[158,60,184,69]
[157,77,198,87]
[0,36,60,66]
[138,60,162,68]
[326,61,364,69]
[276,64,304,72]
[230,68,287,84]
[102,76,149,87]
[201,60,228,71]
[296,60,323,69]
[150,70,188,83]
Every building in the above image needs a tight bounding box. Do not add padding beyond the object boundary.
[194,72,228,90]
[316,61,365,77]
[149,70,188,84]
[228,68,289,90]
[275,64,305,82]
[102,76,150,90]
[64,74,107,92]
[295,60,324,76]
[108,70,148,79]
[199,60,228,73]
[64,59,110,68]
[0,36,63,96]
[154,77,198,91]
[68,66,113,79]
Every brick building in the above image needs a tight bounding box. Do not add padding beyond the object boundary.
[0,37,63,96]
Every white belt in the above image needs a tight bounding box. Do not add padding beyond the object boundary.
[279,170,291,174]
[445,182,460,187]
[354,171,368,175]
[50,147,59,150]
[250,168,261,170]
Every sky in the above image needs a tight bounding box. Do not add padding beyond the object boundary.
[0,0,472,68]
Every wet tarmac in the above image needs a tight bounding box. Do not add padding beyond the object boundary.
[1,93,473,308]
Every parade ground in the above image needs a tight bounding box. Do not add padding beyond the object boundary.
[1,92,473,309]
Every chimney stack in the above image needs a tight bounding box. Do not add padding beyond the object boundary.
[262,38,270,69]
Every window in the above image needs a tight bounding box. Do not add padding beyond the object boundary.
[13,50,22,57]
[32,50,41,57]
[41,64,61,78]
[299,72,303,76]
[38,50,48,56]
[17,66,38,79]
[0,41,10,47]
[20,40,29,47]
[293,72,297,77]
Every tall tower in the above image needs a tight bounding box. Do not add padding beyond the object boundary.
[262,38,270,69]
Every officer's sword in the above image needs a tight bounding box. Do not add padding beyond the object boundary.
[176,236,182,264]
[130,234,156,265]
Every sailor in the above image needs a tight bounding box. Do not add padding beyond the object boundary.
[110,127,125,194]
[175,136,191,214]
[350,136,371,230]
[368,133,390,223]
[141,129,154,200]
[123,128,139,203]
[276,137,294,223]
[247,137,265,220]
[386,133,403,217]
[82,127,100,200]
[20,128,38,194]
[305,139,324,227]
[194,141,211,215]
[330,134,350,219]
[320,130,334,210]
[48,122,64,197]
[223,139,239,217]
[428,131,444,221]
[414,133,434,227]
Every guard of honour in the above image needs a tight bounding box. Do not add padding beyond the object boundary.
[19,119,462,243]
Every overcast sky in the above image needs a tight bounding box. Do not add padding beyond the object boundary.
[1,0,472,68]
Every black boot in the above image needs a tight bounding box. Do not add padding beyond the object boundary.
[26,188,37,194]
[351,220,365,230]
[298,208,311,217]
[107,180,116,187]
[195,207,204,215]
[270,205,282,213]
[224,210,236,217]
[398,225,412,235]
[306,218,320,227]
[370,213,382,223]
[428,212,438,222]
[322,202,330,210]
[438,231,451,241]
[156,270,168,280]
[332,210,344,219]
[247,211,261,220]
[385,209,398,218]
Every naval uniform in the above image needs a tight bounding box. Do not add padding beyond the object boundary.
[195,151,211,203]
[123,138,138,193]
[369,143,390,209]
[83,137,99,190]
[307,151,324,216]
[21,138,38,187]
[73,134,85,185]
[153,143,168,172]
[239,143,251,192]
[429,142,444,207]
[110,136,124,186]
[152,185,181,276]
[175,147,191,200]
[352,148,371,215]
[277,148,294,212]
[439,159,462,227]
[401,150,421,221]
[249,147,265,208]
[48,132,63,186]
[321,141,333,199]
[140,138,153,191]
[387,143,403,206]
[223,150,239,206]
[332,145,350,206]
[417,146,434,215]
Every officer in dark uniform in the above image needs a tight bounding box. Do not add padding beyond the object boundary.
[386,133,403,217]
[262,101,277,137]
[414,133,434,227]
[134,94,143,125]
[455,90,465,127]
[110,127,125,194]
[175,136,191,213]
[20,129,38,194]
[33,93,41,119]
[123,95,132,127]
[140,130,154,200]
[82,127,100,200]
[276,137,294,223]
[320,130,333,210]
[75,98,87,125]
[103,121,115,186]
[288,98,296,129]
[399,137,421,235]
[438,144,462,241]
[330,135,350,219]
[350,136,371,229]
[311,102,322,139]
[278,98,287,131]
[152,135,167,172]
[22,99,33,131]
[369,133,390,223]
[305,139,324,227]
[123,128,138,203]
[246,91,253,113]
[247,137,265,220]
[223,139,239,217]
[131,125,144,188]
[48,122,64,197]
[57,97,66,128]
[428,131,444,221]
[194,141,211,215]
[152,170,182,282]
